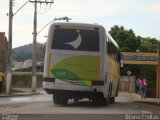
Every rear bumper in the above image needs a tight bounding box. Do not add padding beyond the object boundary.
[43,77,105,94]
[44,88,104,99]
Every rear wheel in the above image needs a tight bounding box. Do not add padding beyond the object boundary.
[53,94,61,105]
[111,97,115,103]
[100,97,107,105]
[73,98,79,103]
[61,97,68,105]
[106,85,112,105]
[92,97,100,105]
[92,95,107,105]
[53,94,68,105]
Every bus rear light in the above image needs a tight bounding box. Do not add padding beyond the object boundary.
[44,77,55,82]
[92,81,104,85]
[69,80,78,83]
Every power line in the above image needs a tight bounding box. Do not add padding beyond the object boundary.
[13,0,30,16]
[37,16,71,35]
[30,0,54,4]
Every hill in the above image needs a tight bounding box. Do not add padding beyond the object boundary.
[13,43,45,62]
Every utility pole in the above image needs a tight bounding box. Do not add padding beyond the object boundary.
[6,0,13,94]
[158,47,160,98]
[6,0,31,94]
[156,46,160,98]
[30,0,54,92]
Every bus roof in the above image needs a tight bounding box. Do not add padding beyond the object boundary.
[106,31,119,49]
[50,22,104,29]
[50,22,119,49]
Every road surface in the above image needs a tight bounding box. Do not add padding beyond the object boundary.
[0,91,159,120]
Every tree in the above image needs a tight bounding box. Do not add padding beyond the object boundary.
[109,25,160,89]
[109,25,141,52]
[139,37,160,53]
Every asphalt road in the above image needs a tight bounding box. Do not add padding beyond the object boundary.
[0,91,160,120]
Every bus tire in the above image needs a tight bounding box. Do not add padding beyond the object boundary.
[100,97,107,105]
[92,98,100,105]
[111,97,115,103]
[53,94,68,105]
[61,98,68,105]
[73,98,79,103]
[92,96,106,105]
[53,94,61,105]
[106,84,112,105]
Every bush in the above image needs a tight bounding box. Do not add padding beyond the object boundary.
[12,72,43,88]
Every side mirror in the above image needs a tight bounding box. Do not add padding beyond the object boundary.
[118,52,124,67]
[120,59,124,67]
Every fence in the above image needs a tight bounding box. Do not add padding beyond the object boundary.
[119,76,136,93]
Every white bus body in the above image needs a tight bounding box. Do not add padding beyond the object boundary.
[43,22,120,105]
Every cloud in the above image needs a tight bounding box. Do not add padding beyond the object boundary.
[1,0,160,48]
[141,2,160,21]
[52,0,128,17]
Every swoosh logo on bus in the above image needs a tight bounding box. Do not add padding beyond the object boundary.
[65,34,82,49]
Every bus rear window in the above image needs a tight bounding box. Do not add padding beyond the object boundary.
[51,28,99,52]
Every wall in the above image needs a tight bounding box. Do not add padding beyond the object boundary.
[119,76,136,93]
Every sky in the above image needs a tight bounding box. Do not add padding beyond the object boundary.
[0,0,160,48]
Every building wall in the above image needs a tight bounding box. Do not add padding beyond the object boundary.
[0,32,8,72]
[12,61,23,68]
[119,76,136,93]
[23,59,32,68]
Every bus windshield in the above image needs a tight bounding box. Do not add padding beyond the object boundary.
[51,28,99,52]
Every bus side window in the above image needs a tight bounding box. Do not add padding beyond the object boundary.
[107,40,113,57]
[110,42,114,59]
[107,39,119,61]
[106,39,109,54]
[115,48,119,62]
[109,40,112,55]
[118,52,121,62]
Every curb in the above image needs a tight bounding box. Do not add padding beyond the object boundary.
[135,100,160,106]
[119,92,160,106]
[0,92,41,98]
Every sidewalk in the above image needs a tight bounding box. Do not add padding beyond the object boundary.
[134,93,160,105]
[118,92,160,105]
[0,88,41,98]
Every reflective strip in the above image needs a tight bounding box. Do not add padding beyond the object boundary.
[98,56,101,80]
[44,77,55,82]
[48,53,51,77]
[92,80,104,85]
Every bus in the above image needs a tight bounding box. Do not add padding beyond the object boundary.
[43,22,120,105]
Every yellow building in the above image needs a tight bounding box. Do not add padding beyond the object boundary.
[0,72,4,82]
